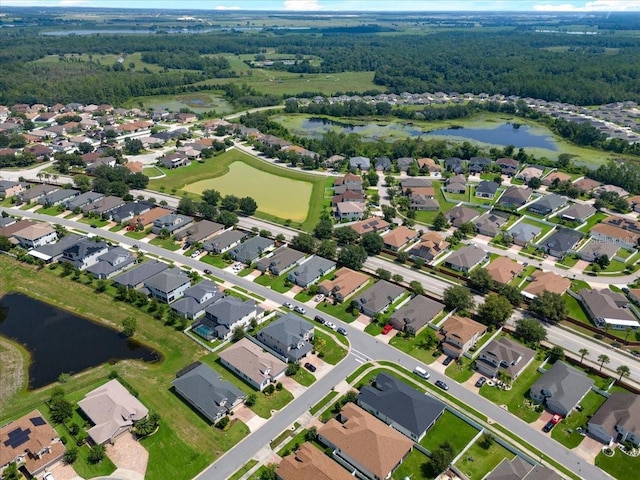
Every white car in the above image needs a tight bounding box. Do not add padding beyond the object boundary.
[313,294,325,302]
[324,321,337,331]
[283,302,294,309]
[293,305,306,315]
[44,474,55,480]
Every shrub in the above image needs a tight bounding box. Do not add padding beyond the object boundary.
[75,430,88,446]
[215,416,230,430]
[64,446,78,464]
[87,444,105,464]
[245,393,257,406]
[68,422,80,435]
[264,384,275,395]
[276,382,283,391]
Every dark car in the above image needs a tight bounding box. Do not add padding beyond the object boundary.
[304,362,317,372]
[543,421,555,433]
[443,356,454,366]
[435,380,449,390]
[203,269,212,275]
[475,376,487,388]
[90,224,98,228]
[314,315,326,324]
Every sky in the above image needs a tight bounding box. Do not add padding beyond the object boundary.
[2,0,640,11]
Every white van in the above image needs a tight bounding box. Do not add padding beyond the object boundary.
[413,366,430,379]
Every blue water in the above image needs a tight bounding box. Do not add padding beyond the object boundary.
[427,123,558,150]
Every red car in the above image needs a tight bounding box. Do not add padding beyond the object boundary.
[381,324,393,335]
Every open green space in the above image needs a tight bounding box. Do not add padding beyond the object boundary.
[420,410,478,455]
[148,149,327,231]
[479,359,543,423]
[149,236,181,251]
[126,91,233,114]
[595,448,640,480]
[309,390,339,415]
[389,328,440,365]
[551,391,607,449]
[293,289,314,302]
[314,330,347,365]
[392,448,433,480]
[109,223,125,232]
[563,294,592,324]
[455,439,515,480]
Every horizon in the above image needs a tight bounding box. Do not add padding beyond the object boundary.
[2,1,640,12]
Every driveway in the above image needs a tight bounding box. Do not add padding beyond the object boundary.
[234,404,267,432]
[106,432,148,478]
[573,436,605,464]
[45,461,81,480]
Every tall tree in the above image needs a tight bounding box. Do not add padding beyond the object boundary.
[313,216,334,240]
[337,245,368,270]
[616,365,630,381]
[477,293,513,328]
[579,348,589,364]
[238,196,258,215]
[597,354,610,371]
[515,318,547,344]
[442,285,474,311]
[291,233,317,253]
[529,291,567,324]
[360,232,384,255]
[468,268,494,293]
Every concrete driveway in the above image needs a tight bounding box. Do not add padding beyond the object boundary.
[573,436,605,464]
[106,433,148,478]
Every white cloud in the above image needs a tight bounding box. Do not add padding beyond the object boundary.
[534,0,640,11]
[59,0,88,5]
[214,5,242,10]
[283,0,323,11]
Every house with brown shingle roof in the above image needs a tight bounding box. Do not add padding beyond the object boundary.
[0,410,64,477]
[522,270,570,299]
[349,217,390,236]
[542,171,572,186]
[476,337,535,380]
[318,403,413,480]
[382,226,419,251]
[319,267,370,303]
[276,443,353,480]
[573,177,601,193]
[485,257,524,284]
[219,338,286,391]
[417,157,441,172]
[407,231,449,263]
[128,207,172,230]
[440,315,487,358]
[591,223,640,249]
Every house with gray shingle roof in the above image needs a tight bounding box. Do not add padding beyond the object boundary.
[474,212,507,237]
[541,228,582,258]
[82,195,126,218]
[256,314,314,362]
[560,203,596,223]
[230,236,274,264]
[588,392,640,446]
[497,186,532,208]
[389,295,444,335]
[578,240,619,262]
[144,268,191,303]
[527,194,567,216]
[507,222,542,246]
[62,238,109,270]
[445,206,478,227]
[38,189,79,207]
[287,255,336,288]
[151,213,194,235]
[111,201,154,224]
[475,180,499,199]
[170,280,223,319]
[174,220,225,244]
[65,191,104,211]
[28,233,82,263]
[357,372,445,441]
[443,245,487,273]
[349,156,371,170]
[355,280,406,317]
[172,362,245,424]
[86,246,136,279]
[19,184,59,203]
[529,361,593,417]
[485,458,562,480]
[202,230,247,254]
[201,296,262,340]
[113,260,169,289]
[256,247,306,275]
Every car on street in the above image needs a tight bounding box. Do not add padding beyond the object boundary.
[381,324,393,335]
[324,321,337,331]
[337,327,348,336]
[314,315,326,324]
[435,380,449,390]
[475,376,487,388]
[293,305,306,315]
[304,362,316,372]
[90,224,97,228]
[443,356,454,366]
[204,269,212,275]
[283,302,293,309]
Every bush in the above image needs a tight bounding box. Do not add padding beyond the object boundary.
[75,430,88,446]
[64,446,78,464]
[245,393,257,406]
[285,363,300,376]
[68,422,80,435]
[87,444,105,464]
[276,382,283,391]
[264,384,275,395]
[215,416,230,430]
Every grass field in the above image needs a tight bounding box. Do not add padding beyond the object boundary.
[551,391,607,448]
[420,410,478,455]
[595,448,640,480]
[455,439,515,480]
[148,149,327,231]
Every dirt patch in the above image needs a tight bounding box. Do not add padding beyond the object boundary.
[0,337,26,415]
[106,432,149,476]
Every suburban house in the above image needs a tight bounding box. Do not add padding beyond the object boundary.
[595,184,629,198]
[0,180,26,199]
[445,206,478,227]
[485,458,562,480]
[529,362,593,417]
[407,231,449,263]
[417,157,442,173]
[440,315,487,358]
[518,165,544,182]
[65,191,104,211]
[82,195,126,218]
[128,207,172,231]
[389,295,444,335]
[335,201,366,221]
[159,152,189,169]
[256,247,306,276]
[444,157,464,173]
[151,213,194,235]
[172,362,246,424]
[332,190,365,206]
[86,246,136,279]
[0,410,64,478]
[357,373,445,441]
[542,171,572,186]
[541,228,583,257]
[174,220,225,244]
[318,403,413,480]
[588,392,640,446]
[522,271,571,299]
[28,233,81,264]
[111,201,154,224]
[382,226,419,251]
[18,184,59,204]
[573,178,602,193]
[497,186,532,208]
[591,223,640,250]
[203,230,247,254]
[474,212,508,237]
[334,173,362,194]
[348,156,371,170]
[410,193,439,211]
[443,245,487,273]
[12,223,57,249]
[507,222,541,246]
[287,255,336,288]
[37,189,79,207]
[62,238,109,270]
[485,257,524,284]
[355,280,406,317]
[201,296,262,341]
[578,240,619,263]
[560,203,596,223]
[276,443,354,480]
[527,194,567,216]
[475,180,499,199]
[219,338,286,391]
[468,156,491,173]
[400,178,433,196]
[0,219,37,241]
[256,314,314,363]
[349,217,391,236]
[112,260,169,289]
[78,379,148,445]
[445,174,466,194]
[143,268,191,303]
[496,158,519,176]
[319,267,370,303]
[396,157,415,172]
[170,280,223,320]
[230,236,274,264]
[375,156,392,171]
[579,288,640,330]
[476,337,535,380]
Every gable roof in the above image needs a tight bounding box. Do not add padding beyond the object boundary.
[408,231,449,260]
[542,228,582,252]
[205,296,259,327]
[230,236,274,263]
[319,267,369,298]
[527,194,567,213]
[171,280,223,317]
[486,457,562,480]
[446,206,478,225]
[486,257,524,284]
[498,186,533,207]
[530,361,593,413]
[349,217,390,235]
[318,403,413,479]
[389,295,444,331]
[258,313,314,346]
[382,226,418,249]
[63,238,108,260]
[289,255,336,285]
[203,230,247,251]
[579,288,639,326]
[355,280,406,313]
[476,180,499,195]
[589,392,640,441]
[358,372,445,438]
[560,203,596,221]
[256,246,306,273]
[474,212,508,235]
[277,443,353,480]
[86,246,135,277]
[479,337,535,377]
[218,338,287,387]
[113,260,169,288]
[441,314,487,345]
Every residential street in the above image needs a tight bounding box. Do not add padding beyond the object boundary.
[7,209,614,480]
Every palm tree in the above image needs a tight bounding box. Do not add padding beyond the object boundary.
[624,327,633,342]
[579,348,589,364]
[616,365,631,381]
[598,354,610,371]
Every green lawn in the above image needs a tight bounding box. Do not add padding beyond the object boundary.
[479,359,543,423]
[316,300,360,323]
[445,356,476,383]
[577,212,608,233]
[200,254,231,269]
[109,224,125,232]
[36,205,65,216]
[551,391,607,448]
[420,410,478,455]
[364,321,383,335]
[125,228,152,240]
[392,448,433,480]
[71,444,118,478]
[563,294,591,324]
[229,460,258,480]
[388,328,440,365]
[314,330,347,365]
[309,390,339,415]
[521,218,554,239]
[595,448,640,480]
[292,367,315,387]
[149,237,181,251]
[254,272,293,293]
[455,439,515,480]
[294,289,314,302]
[277,429,309,457]
[77,216,109,228]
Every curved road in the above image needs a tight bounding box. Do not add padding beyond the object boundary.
[8,208,609,480]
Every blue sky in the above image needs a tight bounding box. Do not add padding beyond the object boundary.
[2,0,640,11]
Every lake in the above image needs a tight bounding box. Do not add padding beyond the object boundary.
[290,117,558,150]
[0,292,159,390]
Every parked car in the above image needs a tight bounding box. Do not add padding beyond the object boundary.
[283,302,294,309]
[314,315,326,324]
[43,474,55,480]
[443,356,454,366]
[435,380,449,390]
[304,362,317,372]
[413,366,430,379]
[203,269,212,275]
[542,421,555,433]
[313,294,325,302]
[324,321,337,331]
[475,376,487,388]
[337,327,348,336]
[293,305,306,315]
[190,250,201,258]
[381,324,393,335]
[90,224,98,228]
[182,243,190,250]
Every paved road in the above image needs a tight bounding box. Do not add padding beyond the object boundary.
[8,209,610,480]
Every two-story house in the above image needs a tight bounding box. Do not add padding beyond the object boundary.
[143,268,191,303]
[440,315,487,359]
[256,314,314,363]
[62,238,109,270]
[151,213,194,235]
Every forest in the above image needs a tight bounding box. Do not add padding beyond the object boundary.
[1,26,640,106]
